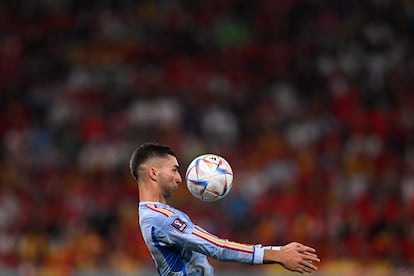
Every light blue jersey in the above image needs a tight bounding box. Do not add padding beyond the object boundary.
[139,202,264,276]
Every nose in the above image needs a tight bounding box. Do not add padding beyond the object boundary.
[176,173,182,184]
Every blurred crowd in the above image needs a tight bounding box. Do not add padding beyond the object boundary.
[1,0,414,274]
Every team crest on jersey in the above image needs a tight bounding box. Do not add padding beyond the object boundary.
[171,217,188,233]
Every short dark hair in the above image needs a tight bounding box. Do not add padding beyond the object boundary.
[129,143,177,181]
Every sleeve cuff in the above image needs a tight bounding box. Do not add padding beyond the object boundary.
[253,245,265,264]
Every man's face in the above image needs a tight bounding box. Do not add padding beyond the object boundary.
[157,155,182,199]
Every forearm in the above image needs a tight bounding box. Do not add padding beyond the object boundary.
[189,226,265,264]
[193,239,265,264]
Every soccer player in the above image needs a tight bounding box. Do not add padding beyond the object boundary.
[129,142,320,275]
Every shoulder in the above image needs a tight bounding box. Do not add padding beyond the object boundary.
[139,203,175,233]
[139,203,176,227]
[140,203,176,218]
[140,203,194,236]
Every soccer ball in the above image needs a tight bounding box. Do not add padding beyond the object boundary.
[185,154,233,202]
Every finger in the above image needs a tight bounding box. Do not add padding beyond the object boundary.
[301,260,318,271]
[303,265,314,274]
[305,257,320,264]
[301,265,312,274]
[296,267,304,274]
[302,252,318,258]
[302,251,320,261]
[303,253,320,262]
[302,265,317,273]
[296,245,317,255]
[287,265,303,274]
[301,246,316,253]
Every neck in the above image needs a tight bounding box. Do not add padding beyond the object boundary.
[137,182,166,204]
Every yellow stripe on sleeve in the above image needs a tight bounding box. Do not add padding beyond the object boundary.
[146,204,175,217]
[192,227,254,253]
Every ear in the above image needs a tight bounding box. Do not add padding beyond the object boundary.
[148,167,157,181]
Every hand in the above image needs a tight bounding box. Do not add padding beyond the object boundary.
[263,242,320,273]
[281,242,317,256]
[279,242,319,273]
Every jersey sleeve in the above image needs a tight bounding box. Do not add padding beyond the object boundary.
[155,212,265,265]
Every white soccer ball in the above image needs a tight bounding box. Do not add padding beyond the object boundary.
[185,154,233,202]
